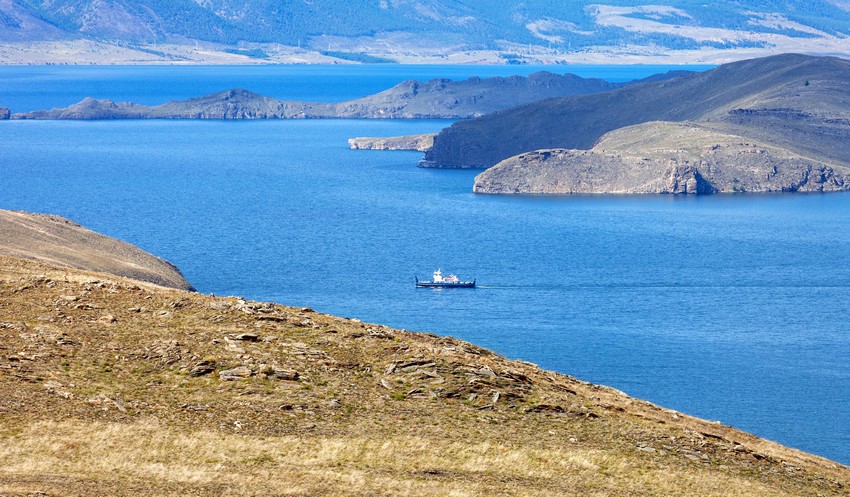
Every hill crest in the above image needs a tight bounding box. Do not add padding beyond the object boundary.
[424,54,850,185]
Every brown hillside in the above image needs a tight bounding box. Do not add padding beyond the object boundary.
[0,255,847,496]
[0,210,193,291]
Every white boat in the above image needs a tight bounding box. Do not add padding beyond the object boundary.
[415,269,475,288]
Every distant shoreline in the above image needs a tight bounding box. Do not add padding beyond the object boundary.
[1,40,848,66]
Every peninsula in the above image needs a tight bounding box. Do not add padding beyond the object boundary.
[420,54,850,195]
[349,133,436,152]
[473,122,850,194]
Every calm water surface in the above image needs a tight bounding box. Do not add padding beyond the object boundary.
[0,65,848,464]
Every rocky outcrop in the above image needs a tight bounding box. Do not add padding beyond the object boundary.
[10,71,679,121]
[348,133,435,152]
[0,209,194,290]
[473,122,850,194]
[426,54,850,169]
[0,107,9,120]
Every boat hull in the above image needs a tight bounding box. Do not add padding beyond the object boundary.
[415,281,476,288]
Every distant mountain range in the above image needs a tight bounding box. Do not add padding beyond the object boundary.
[1,1,850,64]
[7,71,680,119]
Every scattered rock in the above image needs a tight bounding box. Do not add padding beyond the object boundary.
[219,366,254,381]
[472,366,497,378]
[97,314,116,324]
[268,367,299,381]
[0,322,27,332]
[55,334,77,346]
[257,315,286,322]
[87,394,127,412]
[524,404,565,414]
[223,340,245,353]
[189,360,216,377]
[367,327,394,339]
[143,340,183,365]
[43,380,74,399]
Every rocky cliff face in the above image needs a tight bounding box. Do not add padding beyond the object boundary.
[473,122,850,195]
[0,210,194,290]
[348,133,435,152]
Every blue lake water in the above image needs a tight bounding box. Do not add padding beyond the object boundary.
[1,65,848,465]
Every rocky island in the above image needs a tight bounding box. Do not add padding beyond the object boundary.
[424,54,850,195]
[9,71,644,121]
[1,215,848,495]
[348,133,436,152]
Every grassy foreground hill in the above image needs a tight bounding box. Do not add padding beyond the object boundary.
[1,254,848,496]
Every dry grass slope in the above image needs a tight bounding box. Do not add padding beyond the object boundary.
[0,255,847,496]
[0,210,193,291]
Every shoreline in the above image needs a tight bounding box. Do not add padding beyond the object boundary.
[1,40,848,66]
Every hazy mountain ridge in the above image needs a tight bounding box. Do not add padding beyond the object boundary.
[9,71,648,120]
[2,1,849,63]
